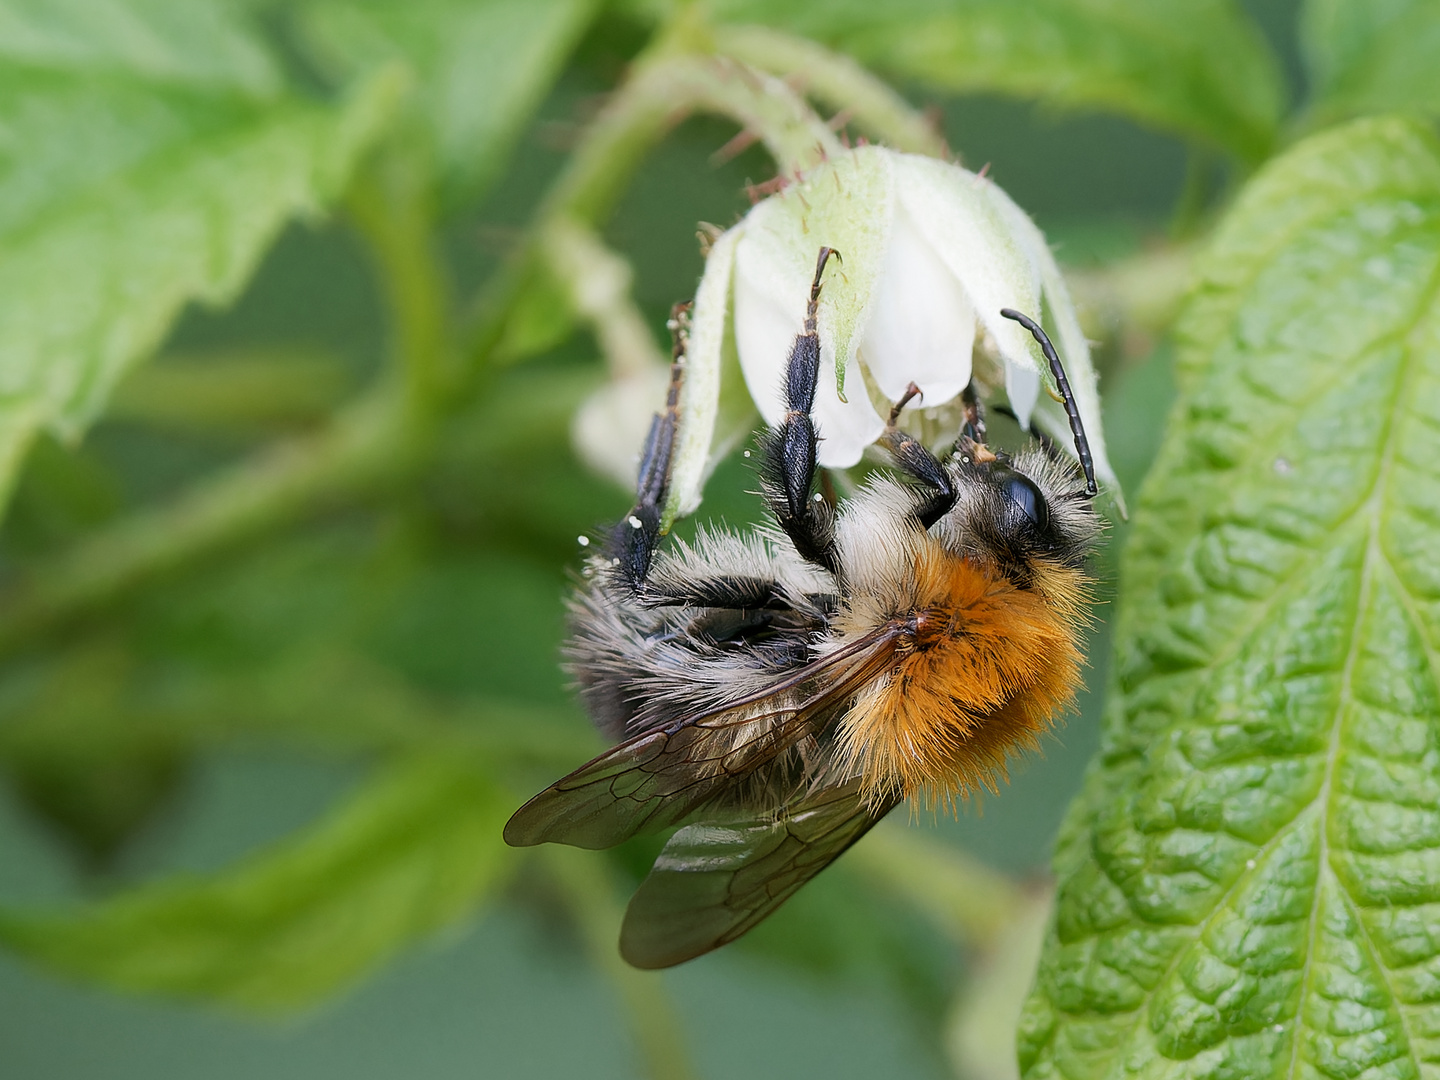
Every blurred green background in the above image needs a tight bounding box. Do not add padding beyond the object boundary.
[0,0,1311,1075]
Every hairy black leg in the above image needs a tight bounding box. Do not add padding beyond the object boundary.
[758,247,841,574]
[881,382,957,530]
[610,304,689,590]
[639,570,838,615]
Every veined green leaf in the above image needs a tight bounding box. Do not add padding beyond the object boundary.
[1022,116,1440,1079]
[0,753,517,1009]
[708,0,1284,164]
[0,0,401,511]
[298,0,597,202]
[1302,0,1440,123]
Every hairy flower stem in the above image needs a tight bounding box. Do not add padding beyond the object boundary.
[712,25,947,157]
[459,46,841,379]
[544,218,668,379]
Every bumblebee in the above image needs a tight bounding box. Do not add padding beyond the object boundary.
[505,248,1102,969]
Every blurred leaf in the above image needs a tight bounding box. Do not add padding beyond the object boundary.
[0,637,593,787]
[0,0,279,91]
[1301,0,1440,122]
[708,0,1284,164]
[110,348,354,434]
[119,504,575,701]
[1022,116,1440,1078]
[0,752,517,1009]
[0,0,402,511]
[8,746,187,872]
[298,0,598,203]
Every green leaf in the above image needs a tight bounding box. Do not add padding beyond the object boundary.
[1301,0,1440,122]
[709,0,1284,164]
[0,0,279,91]
[1021,115,1440,1079]
[298,0,597,202]
[0,0,401,510]
[0,753,518,1009]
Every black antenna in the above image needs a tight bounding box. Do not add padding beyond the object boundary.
[1000,309,1097,496]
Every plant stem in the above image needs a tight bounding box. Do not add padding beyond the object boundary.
[712,25,947,157]
[461,45,841,373]
[346,148,454,412]
[542,219,667,380]
[0,390,414,656]
[543,848,699,1080]
[548,49,841,226]
[945,883,1053,1080]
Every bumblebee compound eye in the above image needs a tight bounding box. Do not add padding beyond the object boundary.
[1002,474,1049,531]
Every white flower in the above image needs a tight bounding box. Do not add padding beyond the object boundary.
[667,145,1118,521]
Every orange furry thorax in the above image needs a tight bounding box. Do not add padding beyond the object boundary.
[835,540,1091,809]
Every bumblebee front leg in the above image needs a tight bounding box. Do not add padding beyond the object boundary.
[882,383,957,530]
[758,248,842,575]
[610,305,688,591]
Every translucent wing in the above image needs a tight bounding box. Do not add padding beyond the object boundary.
[502,627,900,850]
[619,777,900,969]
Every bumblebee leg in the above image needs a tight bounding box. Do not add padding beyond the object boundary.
[758,248,841,574]
[960,382,986,444]
[639,571,836,615]
[882,382,957,530]
[610,304,689,590]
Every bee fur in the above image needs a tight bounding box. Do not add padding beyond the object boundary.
[506,247,1103,968]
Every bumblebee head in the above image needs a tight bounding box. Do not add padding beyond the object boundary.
[935,308,1105,581]
[934,443,1101,580]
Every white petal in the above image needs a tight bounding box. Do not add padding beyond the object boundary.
[1005,361,1041,429]
[669,226,740,518]
[891,153,1045,376]
[733,150,895,470]
[859,201,974,407]
[733,228,803,427]
[812,333,884,468]
[734,227,884,468]
[733,147,896,404]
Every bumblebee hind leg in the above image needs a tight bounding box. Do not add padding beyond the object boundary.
[757,247,842,574]
[610,304,688,591]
